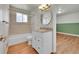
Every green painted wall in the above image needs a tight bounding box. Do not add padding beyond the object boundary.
[57,23,79,35]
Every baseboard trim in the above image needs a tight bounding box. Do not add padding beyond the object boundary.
[57,32,79,37]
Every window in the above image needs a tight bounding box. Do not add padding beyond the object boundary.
[16,12,28,23]
[23,14,28,22]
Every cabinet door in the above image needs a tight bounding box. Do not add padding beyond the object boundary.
[32,32,37,49]
[35,32,43,53]
[2,22,9,36]
[0,5,9,36]
[2,5,9,22]
[0,22,3,35]
[32,32,43,53]
[36,37,43,53]
[0,42,5,54]
[43,31,53,54]
[0,5,9,22]
[0,5,2,20]
[0,5,3,35]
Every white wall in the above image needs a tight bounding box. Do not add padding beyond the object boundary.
[9,6,32,35]
[31,10,41,31]
[57,12,79,24]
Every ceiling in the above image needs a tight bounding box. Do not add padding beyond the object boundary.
[56,4,79,15]
[11,4,39,12]
[11,4,79,15]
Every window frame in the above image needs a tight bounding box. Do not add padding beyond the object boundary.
[16,12,28,23]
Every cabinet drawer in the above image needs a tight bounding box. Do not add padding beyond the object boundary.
[35,37,43,53]
[36,43,42,53]
[36,32,43,38]
[32,36,37,48]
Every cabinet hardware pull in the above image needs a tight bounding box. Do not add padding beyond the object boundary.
[38,40,40,41]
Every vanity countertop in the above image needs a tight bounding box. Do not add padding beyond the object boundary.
[36,28,52,33]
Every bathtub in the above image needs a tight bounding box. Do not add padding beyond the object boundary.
[7,33,32,46]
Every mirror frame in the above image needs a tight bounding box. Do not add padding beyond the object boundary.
[41,11,52,25]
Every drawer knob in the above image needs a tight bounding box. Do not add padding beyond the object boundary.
[38,40,40,41]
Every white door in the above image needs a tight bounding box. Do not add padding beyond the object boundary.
[0,5,9,36]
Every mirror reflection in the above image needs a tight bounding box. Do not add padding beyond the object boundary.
[41,12,52,25]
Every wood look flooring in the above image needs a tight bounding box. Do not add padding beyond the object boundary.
[57,33,79,54]
[7,42,38,54]
[7,33,79,54]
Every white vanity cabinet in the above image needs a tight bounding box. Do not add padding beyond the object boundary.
[32,31,53,54]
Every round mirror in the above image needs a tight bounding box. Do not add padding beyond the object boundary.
[41,12,52,25]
